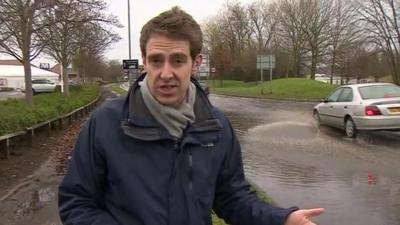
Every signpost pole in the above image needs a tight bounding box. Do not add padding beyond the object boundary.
[269,67,273,94]
[261,67,264,95]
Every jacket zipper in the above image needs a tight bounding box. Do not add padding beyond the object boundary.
[188,151,193,191]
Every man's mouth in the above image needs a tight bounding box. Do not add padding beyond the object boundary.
[158,84,178,94]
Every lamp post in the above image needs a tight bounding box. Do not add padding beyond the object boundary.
[127,0,132,60]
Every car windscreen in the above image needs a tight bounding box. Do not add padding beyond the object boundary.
[358,85,400,100]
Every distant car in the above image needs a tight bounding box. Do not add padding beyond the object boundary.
[198,80,210,96]
[32,79,57,94]
[68,79,80,86]
[313,83,400,138]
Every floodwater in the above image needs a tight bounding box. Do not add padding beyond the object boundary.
[210,94,400,225]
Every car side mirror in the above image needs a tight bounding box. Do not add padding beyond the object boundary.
[321,98,328,103]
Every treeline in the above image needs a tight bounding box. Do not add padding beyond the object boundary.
[0,0,121,105]
[203,0,400,85]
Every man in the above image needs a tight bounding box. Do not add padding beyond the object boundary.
[58,7,324,225]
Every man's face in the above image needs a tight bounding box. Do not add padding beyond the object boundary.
[143,35,202,107]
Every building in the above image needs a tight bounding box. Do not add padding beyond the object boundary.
[50,64,78,81]
[315,73,342,85]
[0,60,59,90]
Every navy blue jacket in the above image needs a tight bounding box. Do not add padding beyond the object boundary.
[58,77,298,225]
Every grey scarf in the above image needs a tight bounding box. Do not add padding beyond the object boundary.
[140,76,196,139]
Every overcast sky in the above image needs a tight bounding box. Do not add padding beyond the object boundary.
[105,0,254,63]
[1,0,254,65]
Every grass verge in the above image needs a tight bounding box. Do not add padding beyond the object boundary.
[111,83,128,96]
[209,78,337,101]
[0,85,99,136]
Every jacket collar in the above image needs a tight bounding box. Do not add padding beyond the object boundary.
[121,74,222,144]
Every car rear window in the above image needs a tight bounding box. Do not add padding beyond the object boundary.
[358,85,400,100]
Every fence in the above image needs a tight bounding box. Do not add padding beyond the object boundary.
[0,96,100,159]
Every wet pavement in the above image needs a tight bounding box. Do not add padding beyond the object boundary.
[210,94,400,225]
[0,86,118,225]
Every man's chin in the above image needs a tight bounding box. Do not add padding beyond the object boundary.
[156,96,177,107]
[155,95,184,108]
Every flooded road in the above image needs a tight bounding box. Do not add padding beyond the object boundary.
[210,94,400,225]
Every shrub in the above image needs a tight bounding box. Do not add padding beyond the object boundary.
[0,85,99,136]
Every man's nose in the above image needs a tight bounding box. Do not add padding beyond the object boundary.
[160,62,173,79]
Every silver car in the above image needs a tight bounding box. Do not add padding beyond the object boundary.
[313,83,400,138]
[32,79,57,94]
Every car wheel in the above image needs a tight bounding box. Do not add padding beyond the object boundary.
[313,110,321,126]
[345,117,357,138]
[32,89,36,95]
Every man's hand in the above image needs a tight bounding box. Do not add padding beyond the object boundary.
[285,208,325,225]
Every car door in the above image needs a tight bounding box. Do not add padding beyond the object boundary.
[319,88,343,126]
[331,87,354,128]
[32,80,42,92]
[43,80,53,92]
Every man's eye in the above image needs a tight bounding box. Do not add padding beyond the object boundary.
[173,58,185,65]
[151,58,162,65]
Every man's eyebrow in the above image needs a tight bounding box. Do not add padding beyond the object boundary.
[147,53,163,59]
[170,53,188,58]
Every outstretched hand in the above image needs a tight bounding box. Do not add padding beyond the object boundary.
[285,208,325,225]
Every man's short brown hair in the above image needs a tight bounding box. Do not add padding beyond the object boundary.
[140,6,203,60]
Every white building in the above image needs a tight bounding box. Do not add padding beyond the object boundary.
[0,60,59,90]
[315,73,342,85]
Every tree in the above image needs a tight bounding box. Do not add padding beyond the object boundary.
[203,14,238,85]
[247,0,278,53]
[357,0,400,84]
[73,20,121,83]
[103,60,123,82]
[0,0,55,105]
[41,0,120,97]
[327,0,360,84]
[276,0,308,77]
[300,0,333,80]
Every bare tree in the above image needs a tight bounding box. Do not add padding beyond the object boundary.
[299,0,333,80]
[102,60,123,82]
[72,21,121,83]
[0,0,55,105]
[247,0,278,53]
[203,16,231,85]
[41,0,120,97]
[327,0,360,84]
[357,0,400,84]
[276,0,308,77]
[223,2,252,61]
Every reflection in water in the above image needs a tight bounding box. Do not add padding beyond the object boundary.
[226,112,400,225]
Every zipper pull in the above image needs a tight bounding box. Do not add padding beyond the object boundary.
[174,138,182,150]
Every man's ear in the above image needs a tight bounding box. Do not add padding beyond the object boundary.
[142,56,147,69]
[191,54,202,75]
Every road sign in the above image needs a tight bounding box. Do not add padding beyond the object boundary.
[256,54,275,95]
[257,55,275,69]
[122,59,139,70]
[199,54,209,72]
[198,54,210,77]
[39,63,50,70]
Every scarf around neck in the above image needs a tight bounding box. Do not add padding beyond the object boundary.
[139,76,196,140]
